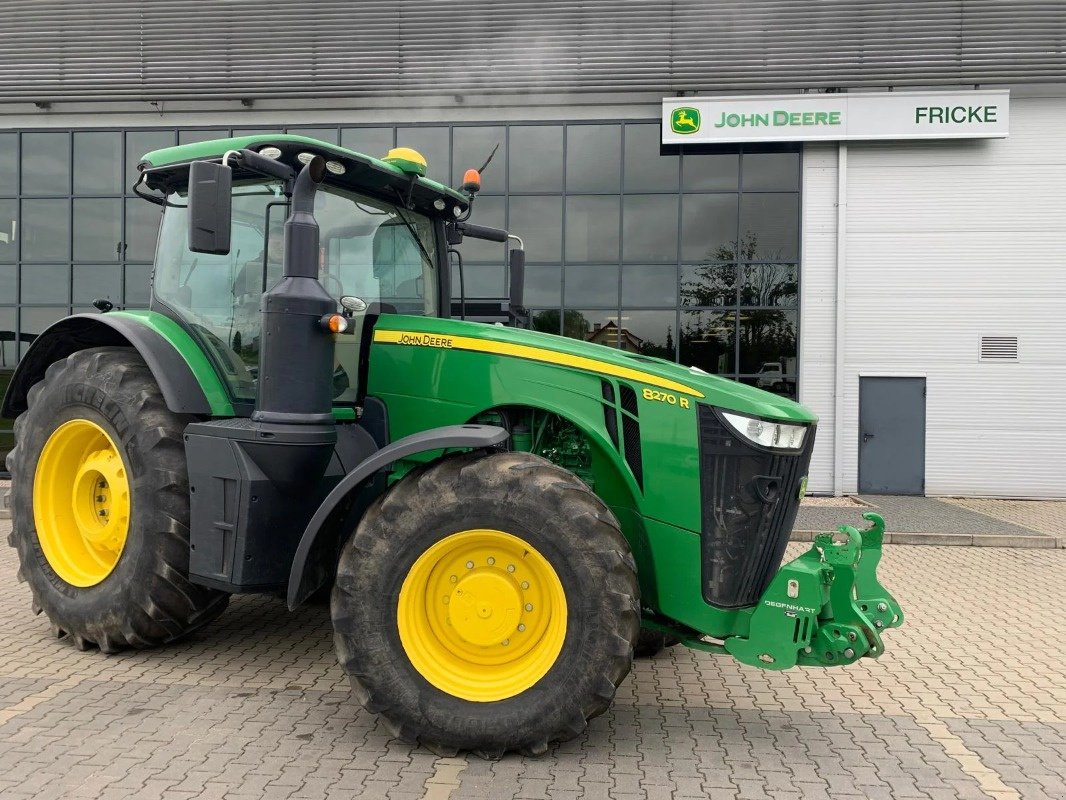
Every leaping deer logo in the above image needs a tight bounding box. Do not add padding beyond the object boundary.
[671,107,701,134]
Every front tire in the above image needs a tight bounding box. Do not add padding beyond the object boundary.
[7,347,228,652]
[332,451,640,757]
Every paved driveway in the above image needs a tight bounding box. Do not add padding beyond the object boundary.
[0,518,1062,799]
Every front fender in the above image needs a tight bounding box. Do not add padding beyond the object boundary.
[1,311,233,418]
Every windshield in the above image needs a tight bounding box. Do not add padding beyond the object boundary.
[152,181,439,403]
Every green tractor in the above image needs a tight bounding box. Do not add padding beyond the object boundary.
[2,135,902,756]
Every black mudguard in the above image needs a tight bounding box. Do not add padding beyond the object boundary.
[286,424,509,609]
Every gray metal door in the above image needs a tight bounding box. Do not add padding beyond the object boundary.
[858,377,926,495]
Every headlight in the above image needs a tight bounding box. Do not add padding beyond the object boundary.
[721,411,807,450]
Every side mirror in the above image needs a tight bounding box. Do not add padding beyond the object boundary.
[188,160,232,255]
[508,248,525,310]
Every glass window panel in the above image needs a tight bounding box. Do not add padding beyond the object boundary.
[738,309,797,375]
[622,264,676,307]
[22,132,69,196]
[739,375,797,400]
[341,127,394,158]
[457,195,506,264]
[523,265,561,307]
[21,199,69,262]
[20,307,67,357]
[624,124,678,192]
[125,131,175,193]
[73,198,121,262]
[178,129,227,145]
[741,263,798,307]
[509,125,563,193]
[453,263,505,299]
[21,264,69,304]
[681,263,737,307]
[73,131,123,195]
[742,151,800,191]
[287,127,339,144]
[565,196,619,263]
[124,262,152,306]
[679,310,736,375]
[395,127,449,184]
[682,152,739,191]
[564,264,618,307]
[508,195,561,263]
[73,263,122,304]
[231,128,268,138]
[566,125,620,193]
[0,307,15,366]
[563,309,623,345]
[681,194,737,262]
[0,199,17,263]
[739,193,799,261]
[124,199,162,262]
[529,309,562,336]
[619,309,677,359]
[0,133,16,194]
[452,126,506,194]
[622,195,678,263]
[0,265,14,301]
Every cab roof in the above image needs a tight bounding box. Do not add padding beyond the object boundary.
[137,134,469,218]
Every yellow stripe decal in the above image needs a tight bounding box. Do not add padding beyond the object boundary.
[373,329,705,398]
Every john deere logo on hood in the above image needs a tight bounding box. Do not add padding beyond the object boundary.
[670,107,701,134]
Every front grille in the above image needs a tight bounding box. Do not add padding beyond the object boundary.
[696,404,815,608]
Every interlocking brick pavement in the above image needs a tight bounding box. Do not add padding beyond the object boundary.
[0,516,1063,799]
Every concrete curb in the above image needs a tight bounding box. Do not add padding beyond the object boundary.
[792,530,1065,549]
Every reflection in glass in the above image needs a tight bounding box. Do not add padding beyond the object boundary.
[22,132,69,196]
[529,309,563,336]
[681,194,738,262]
[741,264,798,306]
[508,195,561,263]
[73,264,122,304]
[679,310,736,375]
[459,195,506,264]
[125,263,152,306]
[74,198,121,261]
[564,264,618,307]
[0,265,13,301]
[453,263,506,299]
[19,307,67,357]
[341,127,395,159]
[624,124,678,192]
[621,264,676,306]
[286,127,339,144]
[561,309,623,345]
[680,263,737,307]
[619,309,676,359]
[524,265,561,307]
[509,126,564,192]
[125,131,175,193]
[21,264,69,304]
[0,199,16,263]
[740,375,797,400]
[0,307,15,365]
[178,129,227,145]
[396,127,449,183]
[565,196,619,263]
[566,125,620,193]
[622,195,678,263]
[124,200,162,263]
[682,152,739,191]
[21,199,69,262]
[0,133,16,192]
[742,151,800,191]
[74,132,122,195]
[738,310,797,374]
[739,193,800,261]
[452,127,506,194]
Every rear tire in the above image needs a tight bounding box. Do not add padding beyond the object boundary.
[6,347,228,652]
[332,450,640,757]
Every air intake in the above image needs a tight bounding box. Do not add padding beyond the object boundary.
[979,336,1018,362]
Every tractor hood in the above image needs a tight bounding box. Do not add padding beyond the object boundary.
[372,315,817,424]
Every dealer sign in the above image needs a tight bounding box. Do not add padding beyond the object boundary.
[662,91,1009,144]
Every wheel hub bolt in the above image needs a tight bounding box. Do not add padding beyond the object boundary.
[507,565,515,573]
[501,639,509,646]
[520,581,529,590]
[466,561,474,569]
[847,632,857,642]
[487,557,495,565]
[844,648,855,658]
[524,603,533,612]
[517,624,526,632]
[874,620,884,628]
[877,602,888,613]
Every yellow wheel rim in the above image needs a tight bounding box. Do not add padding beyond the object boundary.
[397,529,568,702]
[33,419,131,587]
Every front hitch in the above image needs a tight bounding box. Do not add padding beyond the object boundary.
[724,513,904,670]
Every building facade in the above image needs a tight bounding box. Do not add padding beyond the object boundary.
[0,2,1063,497]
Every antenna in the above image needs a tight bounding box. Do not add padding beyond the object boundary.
[477,143,501,175]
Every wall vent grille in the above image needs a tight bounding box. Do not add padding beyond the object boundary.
[979,336,1019,362]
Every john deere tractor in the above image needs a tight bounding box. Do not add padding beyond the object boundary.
[2,135,902,757]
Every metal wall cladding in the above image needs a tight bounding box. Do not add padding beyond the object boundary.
[2,1,1065,103]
